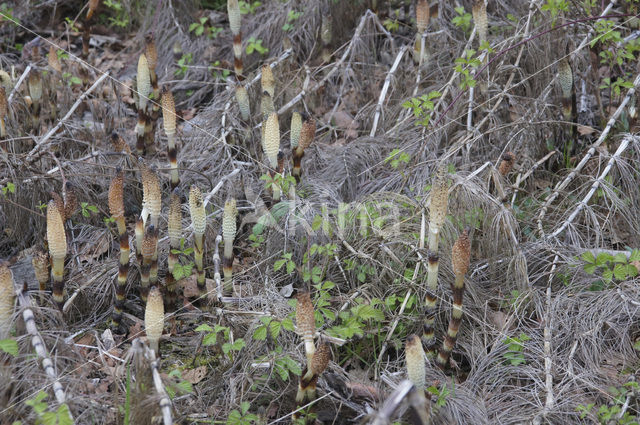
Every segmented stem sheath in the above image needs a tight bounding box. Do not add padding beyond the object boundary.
[162,86,180,189]
[292,116,315,182]
[228,0,243,79]
[109,170,130,327]
[222,198,237,295]
[166,189,181,306]
[189,186,207,297]
[140,225,158,303]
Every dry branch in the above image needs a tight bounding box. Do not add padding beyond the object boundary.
[370,45,408,137]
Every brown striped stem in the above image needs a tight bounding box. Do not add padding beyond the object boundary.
[109,170,129,328]
[228,0,243,79]
[291,116,315,183]
[437,229,470,370]
[189,186,207,298]
[166,188,181,307]
[294,342,331,421]
[141,225,158,303]
[422,168,449,357]
[28,71,42,131]
[135,217,144,267]
[162,86,180,189]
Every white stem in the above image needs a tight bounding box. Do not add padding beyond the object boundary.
[144,344,173,425]
[370,45,408,137]
[8,64,31,104]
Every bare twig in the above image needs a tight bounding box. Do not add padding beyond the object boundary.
[143,342,173,425]
[8,65,31,104]
[370,45,408,137]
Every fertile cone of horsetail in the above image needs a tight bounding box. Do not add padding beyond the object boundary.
[86,0,99,20]
[32,249,49,296]
[50,192,66,221]
[28,70,43,129]
[292,116,315,182]
[111,131,131,154]
[162,86,180,189]
[0,86,7,139]
[295,342,331,419]
[0,264,15,339]
[140,225,158,303]
[320,3,332,63]
[47,200,67,309]
[135,217,144,266]
[405,334,426,391]
[166,189,181,305]
[472,0,488,47]
[423,167,449,356]
[234,85,250,121]
[261,65,275,98]
[222,198,237,296]
[296,291,316,365]
[228,0,243,79]
[558,58,574,123]
[498,151,515,176]
[145,33,158,88]
[136,54,151,155]
[141,162,161,227]
[416,0,429,33]
[263,112,280,170]
[437,228,471,369]
[260,91,275,121]
[109,170,130,327]
[290,112,302,150]
[63,182,78,221]
[48,45,62,73]
[189,186,207,298]
[145,286,164,354]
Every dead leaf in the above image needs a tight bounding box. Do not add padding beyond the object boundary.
[181,275,199,298]
[577,125,596,136]
[182,366,207,384]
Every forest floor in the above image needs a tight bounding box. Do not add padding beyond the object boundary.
[2,0,640,424]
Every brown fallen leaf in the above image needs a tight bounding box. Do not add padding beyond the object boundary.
[182,366,207,384]
[577,125,596,136]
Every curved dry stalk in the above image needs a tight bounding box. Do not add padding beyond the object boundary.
[0,86,7,138]
[320,3,332,63]
[47,199,67,310]
[370,45,408,137]
[437,229,470,370]
[538,71,640,237]
[422,168,449,357]
[370,380,429,425]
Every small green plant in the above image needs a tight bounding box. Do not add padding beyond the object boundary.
[383,17,400,32]
[427,379,454,410]
[274,252,296,274]
[226,401,259,425]
[452,6,472,34]
[246,37,268,55]
[102,0,129,28]
[384,149,410,169]
[25,391,73,425]
[239,1,261,14]
[541,0,569,27]
[63,17,79,32]
[0,337,17,356]
[0,3,19,26]
[62,72,82,87]
[576,382,639,424]
[581,250,639,289]
[454,49,481,90]
[402,90,441,127]
[189,17,222,38]
[165,369,194,399]
[175,53,193,77]
[209,60,231,81]
[1,181,15,197]
[195,323,245,360]
[502,333,530,366]
[80,202,98,218]
[282,9,302,31]
[171,238,195,280]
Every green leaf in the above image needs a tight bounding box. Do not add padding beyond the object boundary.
[602,268,614,283]
[195,324,213,333]
[275,362,289,380]
[274,259,286,272]
[56,404,73,425]
[583,263,597,275]
[269,320,281,339]
[281,317,295,332]
[0,338,18,356]
[596,252,613,267]
[614,253,628,263]
[202,333,217,346]
[232,339,245,351]
[175,380,193,394]
[253,325,267,341]
[627,264,638,277]
[614,263,627,280]
[629,249,640,262]
[581,251,596,263]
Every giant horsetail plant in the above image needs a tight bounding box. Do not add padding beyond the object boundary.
[47,46,61,122]
[145,286,164,354]
[472,0,488,48]
[140,225,158,303]
[558,58,575,132]
[145,34,160,118]
[0,263,15,339]
[405,334,426,392]
[290,111,302,151]
[141,162,161,228]
[261,91,275,121]
[222,197,237,296]
[63,182,78,221]
[135,53,151,155]
[437,228,471,370]
[292,115,316,183]
[422,168,449,357]
[135,217,144,267]
[166,189,182,306]
[413,0,429,63]
[47,200,67,309]
[261,65,275,98]
[234,84,250,121]
[189,186,207,299]
[162,86,180,189]
[294,291,332,422]
[228,0,243,79]
[108,170,130,328]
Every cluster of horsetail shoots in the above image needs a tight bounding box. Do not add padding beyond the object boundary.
[47,200,67,309]
[167,189,182,306]
[135,54,152,155]
[162,86,180,189]
[222,198,237,295]
[292,116,315,182]
[0,264,15,339]
[189,186,207,298]
[228,0,243,79]
[413,0,429,63]
[294,292,331,421]
[145,286,164,354]
[423,168,449,357]
[109,170,129,327]
[437,228,471,369]
[558,58,574,126]
[140,225,158,303]
[234,85,250,121]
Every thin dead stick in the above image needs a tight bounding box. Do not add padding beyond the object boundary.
[8,64,31,104]
[370,45,408,137]
[549,135,634,238]
[369,380,419,425]
[63,269,109,313]
[25,72,109,162]
[277,10,374,116]
[15,284,74,419]
[537,67,640,237]
[143,343,173,425]
[510,150,557,207]
[203,168,240,209]
[543,255,558,418]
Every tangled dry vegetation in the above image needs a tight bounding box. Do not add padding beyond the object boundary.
[2,0,640,424]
